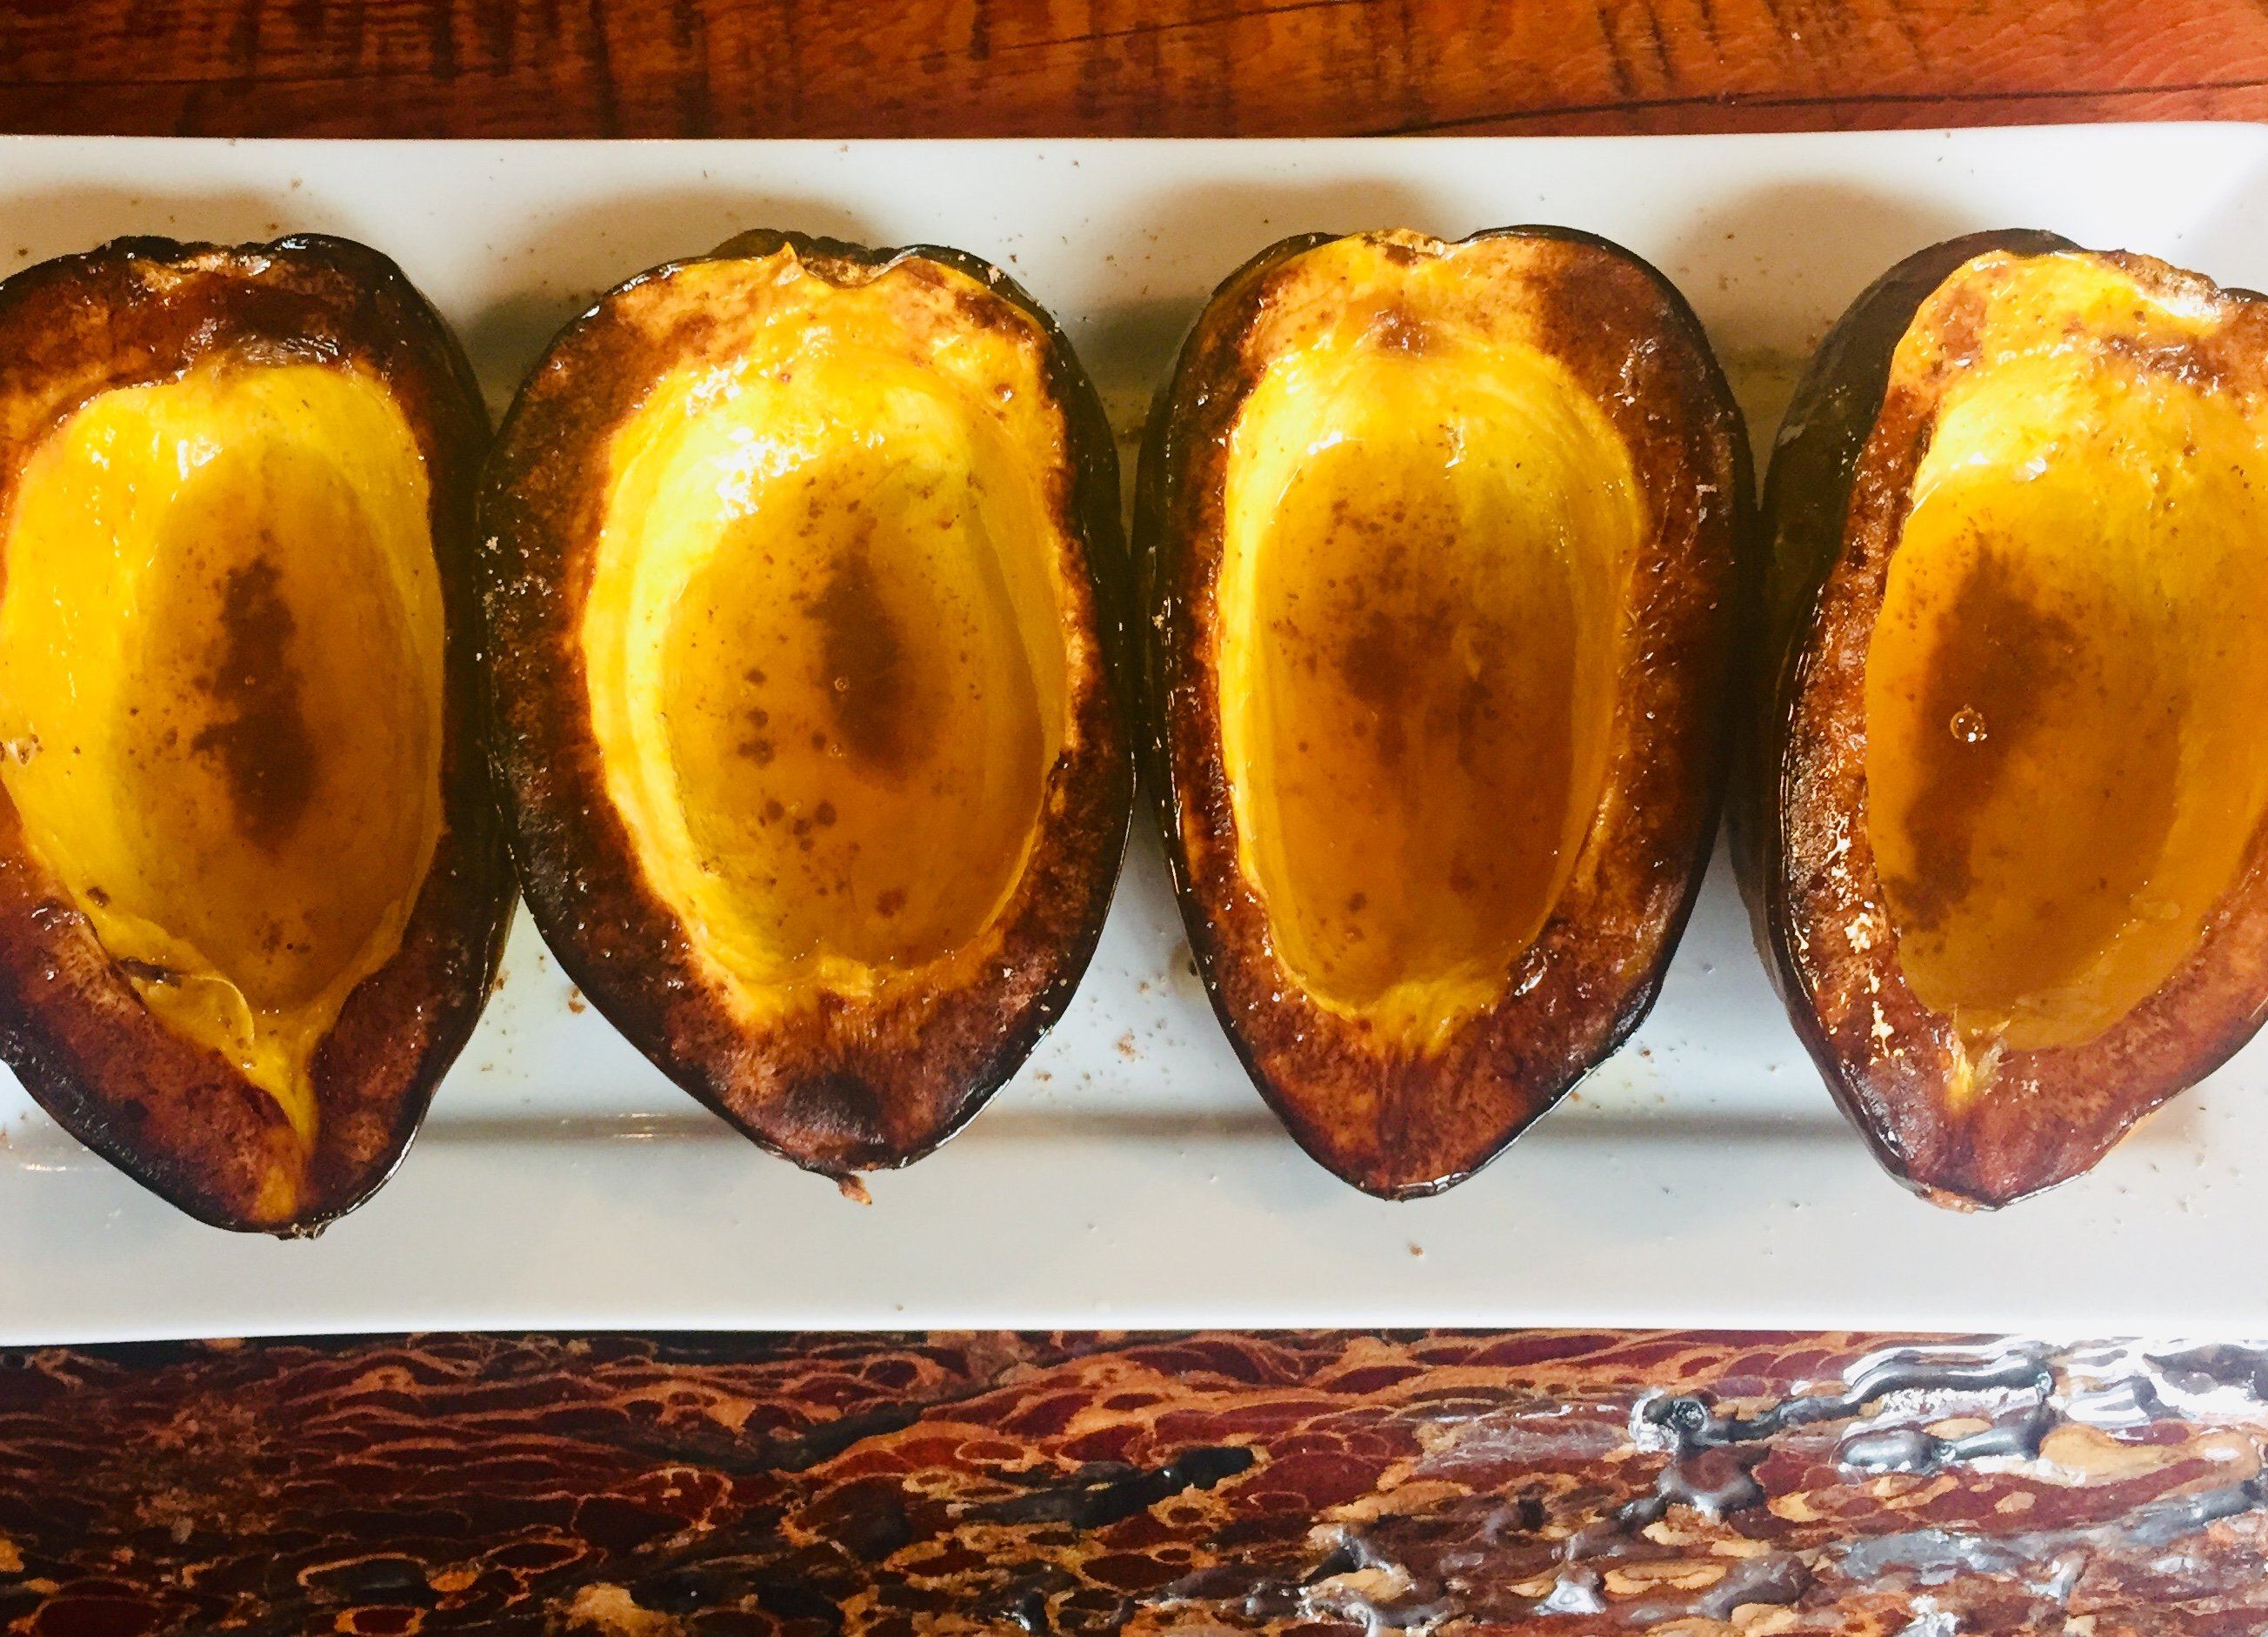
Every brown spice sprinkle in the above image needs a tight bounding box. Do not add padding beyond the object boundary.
[1,1331,2264,1633]
[192,554,318,852]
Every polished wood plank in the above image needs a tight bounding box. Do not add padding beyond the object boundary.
[5,0,2267,137]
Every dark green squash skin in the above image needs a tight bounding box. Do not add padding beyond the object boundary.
[1137,226,1754,1199]
[479,231,1135,1180]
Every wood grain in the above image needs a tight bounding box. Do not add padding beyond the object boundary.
[4,1331,2266,1634]
[3,0,2267,139]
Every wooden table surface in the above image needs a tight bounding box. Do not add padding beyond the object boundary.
[6,2,2268,1633]
[5,0,2268,137]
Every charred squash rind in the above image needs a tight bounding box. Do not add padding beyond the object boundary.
[479,231,1133,1179]
[1137,227,1752,1199]
[0,235,512,1234]
[1738,233,2268,1207]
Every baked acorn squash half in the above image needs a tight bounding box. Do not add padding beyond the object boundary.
[1739,232,2268,1207]
[480,231,1131,1181]
[0,236,510,1233]
[1138,228,1751,1197]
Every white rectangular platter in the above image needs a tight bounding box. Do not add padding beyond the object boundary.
[4,126,2267,1344]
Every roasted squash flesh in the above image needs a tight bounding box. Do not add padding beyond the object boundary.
[580,254,1074,1015]
[0,362,444,1140]
[486,230,1128,1178]
[1862,254,2268,1053]
[1745,233,2268,1205]
[1144,226,1749,1197]
[1217,239,1641,1041]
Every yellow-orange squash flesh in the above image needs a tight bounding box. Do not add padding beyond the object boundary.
[481,233,1131,1177]
[1216,255,1644,1045]
[1143,227,1750,1197]
[0,364,446,1145]
[1864,256,2268,1052]
[579,260,1072,1014]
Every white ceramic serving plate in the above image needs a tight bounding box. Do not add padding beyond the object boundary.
[3,126,2266,1344]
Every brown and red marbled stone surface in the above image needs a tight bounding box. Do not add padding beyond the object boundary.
[4,1330,2266,1634]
